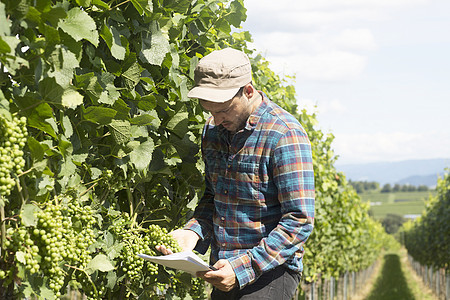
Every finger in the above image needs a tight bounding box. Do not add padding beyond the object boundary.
[196,271,208,278]
[155,245,173,255]
[213,259,227,269]
[201,276,220,286]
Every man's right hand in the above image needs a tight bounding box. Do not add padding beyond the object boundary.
[155,229,200,255]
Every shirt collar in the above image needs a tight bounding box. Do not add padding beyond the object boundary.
[244,91,268,131]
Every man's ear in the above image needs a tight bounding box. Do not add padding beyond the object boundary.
[243,83,255,98]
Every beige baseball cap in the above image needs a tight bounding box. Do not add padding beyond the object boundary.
[187,48,252,103]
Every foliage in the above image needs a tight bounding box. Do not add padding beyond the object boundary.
[348,180,379,193]
[381,183,392,193]
[0,0,248,298]
[401,170,449,269]
[381,214,405,234]
[0,0,391,298]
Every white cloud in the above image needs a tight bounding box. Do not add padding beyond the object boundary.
[297,98,319,113]
[242,0,432,81]
[245,0,430,13]
[298,98,347,116]
[244,0,430,31]
[260,50,368,81]
[333,131,450,164]
[246,8,377,81]
[332,28,377,51]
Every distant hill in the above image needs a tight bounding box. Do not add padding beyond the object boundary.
[396,174,443,187]
[335,158,449,186]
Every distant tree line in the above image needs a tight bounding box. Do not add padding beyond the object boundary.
[380,183,429,193]
[348,180,379,193]
[381,214,406,234]
[349,180,430,193]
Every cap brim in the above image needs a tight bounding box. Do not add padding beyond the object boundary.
[187,86,240,103]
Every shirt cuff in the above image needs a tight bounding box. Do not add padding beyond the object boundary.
[184,219,211,254]
[228,253,257,289]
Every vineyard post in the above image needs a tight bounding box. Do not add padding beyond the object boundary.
[343,271,348,300]
[436,268,439,299]
[351,271,356,297]
[309,281,315,300]
[446,270,449,300]
[330,276,335,300]
[431,266,434,290]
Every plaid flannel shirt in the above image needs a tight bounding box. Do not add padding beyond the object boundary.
[185,95,315,289]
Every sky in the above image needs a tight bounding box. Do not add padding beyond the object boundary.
[239,0,450,165]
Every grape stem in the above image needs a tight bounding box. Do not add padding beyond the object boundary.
[17,167,34,177]
[64,264,99,298]
[79,182,99,198]
[126,186,137,228]
[15,177,25,206]
[19,177,29,202]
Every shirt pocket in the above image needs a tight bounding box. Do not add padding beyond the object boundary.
[236,161,262,204]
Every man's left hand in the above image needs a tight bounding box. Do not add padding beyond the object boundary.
[197,259,237,292]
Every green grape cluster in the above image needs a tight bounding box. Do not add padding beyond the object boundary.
[5,195,97,298]
[0,115,27,197]
[103,169,130,193]
[189,277,206,299]
[172,273,206,299]
[112,216,182,288]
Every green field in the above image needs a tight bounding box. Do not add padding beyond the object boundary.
[359,191,436,219]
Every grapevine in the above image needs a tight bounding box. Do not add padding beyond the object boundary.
[0,0,394,298]
[3,195,97,297]
[401,171,449,269]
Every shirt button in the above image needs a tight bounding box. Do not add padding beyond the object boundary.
[224,190,228,194]
[221,217,225,221]
[222,243,226,247]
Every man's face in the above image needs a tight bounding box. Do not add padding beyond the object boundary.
[200,91,252,133]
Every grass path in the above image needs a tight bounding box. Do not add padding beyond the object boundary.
[364,248,435,300]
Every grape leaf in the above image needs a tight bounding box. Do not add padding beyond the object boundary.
[86,254,115,274]
[122,61,141,89]
[21,204,40,227]
[130,114,156,126]
[62,115,73,138]
[130,0,152,16]
[27,137,45,161]
[99,83,120,105]
[16,251,26,264]
[58,7,99,46]
[227,0,247,28]
[166,111,189,138]
[0,2,11,36]
[48,46,79,88]
[61,89,83,109]
[83,106,117,125]
[0,37,10,54]
[106,271,117,289]
[109,120,131,144]
[101,23,126,60]
[129,139,154,170]
[140,21,170,66]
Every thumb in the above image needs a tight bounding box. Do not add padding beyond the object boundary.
[213,259,229,269]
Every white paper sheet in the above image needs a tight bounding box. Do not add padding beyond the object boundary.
[138,251,214,275]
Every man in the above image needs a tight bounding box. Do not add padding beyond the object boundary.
[157,48,315,299]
